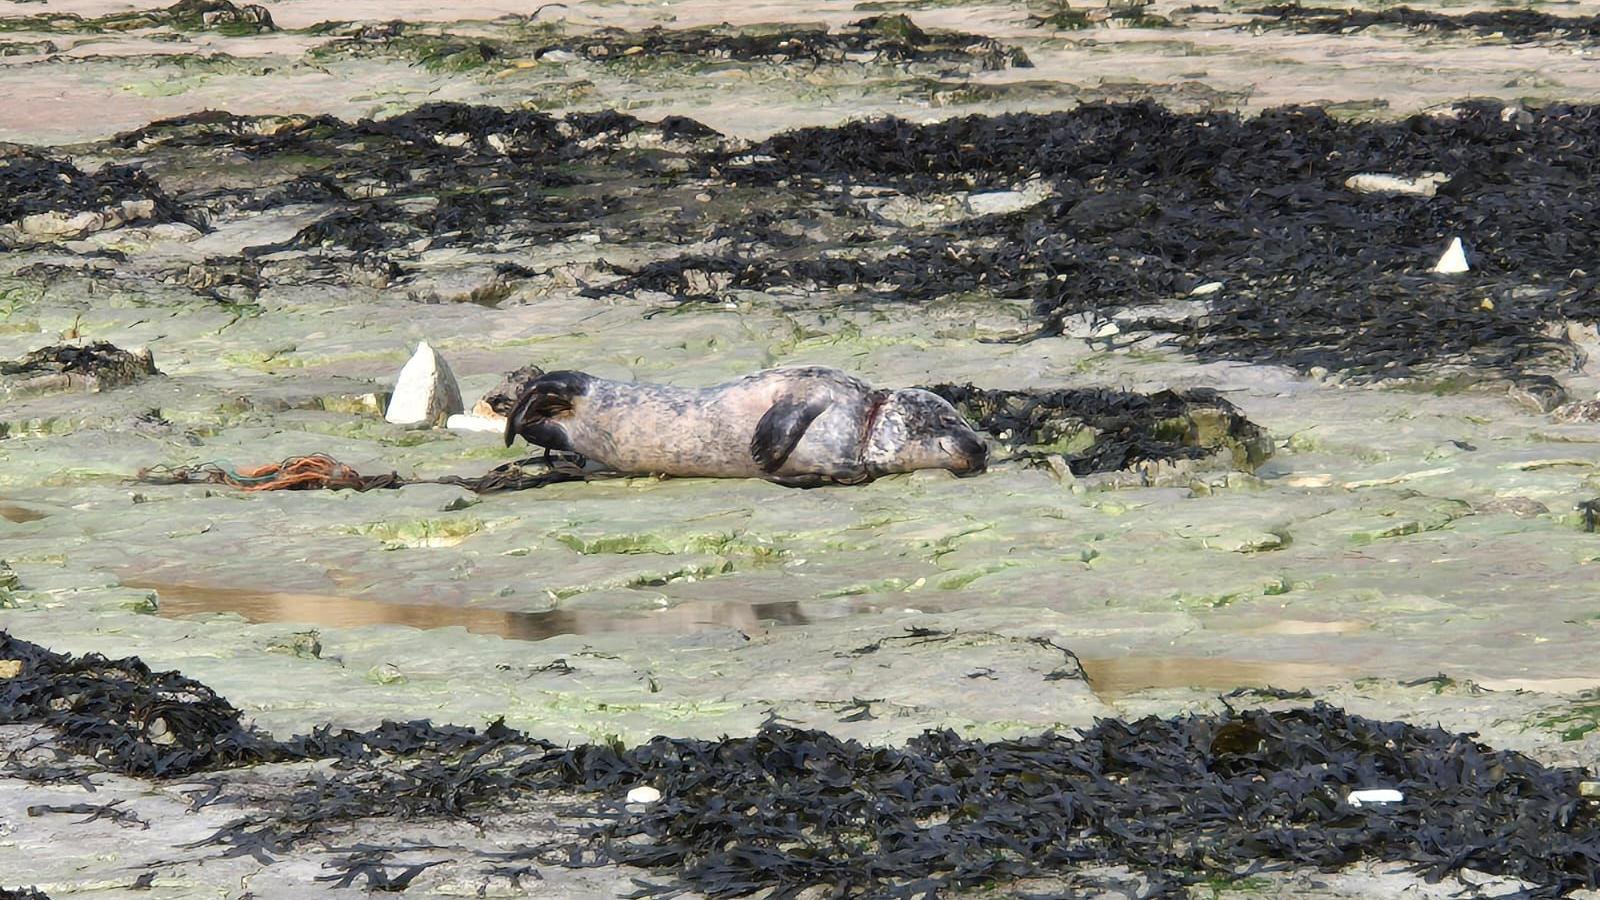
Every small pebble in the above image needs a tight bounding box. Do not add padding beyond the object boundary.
[626,786,661,804]
[446,414,503,434]
[367,663,406,685]
[1348,788,1403,806]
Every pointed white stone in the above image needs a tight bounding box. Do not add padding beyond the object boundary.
[385,341,464,426]
[1433,237,1470,274]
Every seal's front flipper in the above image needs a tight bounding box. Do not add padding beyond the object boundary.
[504,370,589,448]
[751,397,830,473]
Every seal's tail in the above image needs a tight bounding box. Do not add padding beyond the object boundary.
[503,370,590,448]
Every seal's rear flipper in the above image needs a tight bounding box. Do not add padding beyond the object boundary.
[751,397,830,472]
[768,474,830,489]
[504,370,589,448]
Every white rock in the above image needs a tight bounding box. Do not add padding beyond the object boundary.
[446,413,504,434]
[964,179,1053,217]
[118,198,156,221]
[15,198,157,240]
[1344,172,1449,197]
[19,210,98,238]
[965,190,1028,217]
[1190,281,1224,296]
[1347,788,1404,806]
[146,222,202,242]
[1433,237,1470,274]
[65,210,106,234]
[385,341,464,426]
[626,786,661,804]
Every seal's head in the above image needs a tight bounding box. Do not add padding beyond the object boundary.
[503,370,591,451]
[862,389,988,477]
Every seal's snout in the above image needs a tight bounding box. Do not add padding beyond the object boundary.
[942,432,987,475]
[954,434,989,475]
[503,370,590,450]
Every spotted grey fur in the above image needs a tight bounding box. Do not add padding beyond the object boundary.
[504,366,987,486]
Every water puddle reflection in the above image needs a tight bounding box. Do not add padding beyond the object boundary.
[0,503,47,524]
[1079,656,1348,698]
[132,579,809,641]
[130,579,1352,693]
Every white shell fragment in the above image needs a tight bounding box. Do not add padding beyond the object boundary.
[1347,788,1404,806]
[1433,237,1470,274]
[1190,281,1224,296]
[385,341,464,426]
[626,786,662,804]
[446,414,504,434]
[1344,172,1450,198]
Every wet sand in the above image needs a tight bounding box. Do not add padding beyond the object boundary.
[6,0,1600,895]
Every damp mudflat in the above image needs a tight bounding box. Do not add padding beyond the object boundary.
[6,0,1600,896]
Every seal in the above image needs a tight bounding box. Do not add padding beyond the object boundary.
[503,366,987,486]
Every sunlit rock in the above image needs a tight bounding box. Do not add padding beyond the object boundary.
[1345,172,1449,197]
[384,341,464,426]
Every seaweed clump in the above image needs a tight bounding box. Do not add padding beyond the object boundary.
[0,631,538,778]
[4,631,1600,896]
[0,0,274,35]
[1031,0,1174,30]
[0,342,159,400]
[1246,4,1600,43]
[552,710,1600,897]
[108,103,721,270]
[690,101,1600,383]
[316,16,1030,72]
[929,383,1273,475]
[31,98,1600,386]
[0,152,185,237]
[543,16,1030,70]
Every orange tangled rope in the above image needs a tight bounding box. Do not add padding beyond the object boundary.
[136,454,389,491]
